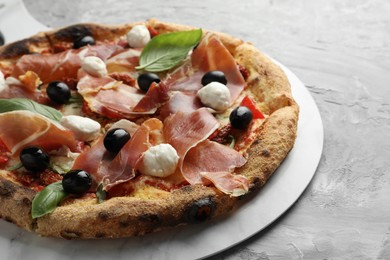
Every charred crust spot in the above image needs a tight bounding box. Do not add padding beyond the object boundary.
[139,213,160,224]
[95,232,106,238]
[249,177,262,192]
[20,197,32,206]
[119,218,131,228]
[97,211,110,221]
[60,230,81,239]
[261,149,271,157]
[0,180,16,197]
[54,25,92,41]
[186,197,216,223]
[0,40,31,58]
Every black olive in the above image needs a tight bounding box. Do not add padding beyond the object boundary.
[137,73,160,92]
[0,30,5,46]
[229,106,253,130]
[46,81,71,104]
[19,147,50,172]
[62,170,92,195]
[201,70,227,86]
[73,35,95,49]
[103,128,131,153]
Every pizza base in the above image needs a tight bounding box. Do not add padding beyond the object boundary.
[0,19,298,239]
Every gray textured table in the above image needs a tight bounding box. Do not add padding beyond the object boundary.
[8,0,390,259]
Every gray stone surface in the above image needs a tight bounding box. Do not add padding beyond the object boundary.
[22,0,390,259]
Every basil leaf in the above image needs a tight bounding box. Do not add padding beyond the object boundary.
[6,162,23,171]
[136,29,202,72]
[96,183,106,204]
[0,98,62,121]
[31,181,67,219]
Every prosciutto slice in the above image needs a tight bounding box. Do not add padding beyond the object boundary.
[12,44,123,83]
[201,171,249,197]
[0,110,76,155]
[106,48,141,74]
[163,108,219,162]
[182,140,247,185]
[158,91,202,119]
[77,72,150,118]
[164,33,245,102]
[73,118,163,191]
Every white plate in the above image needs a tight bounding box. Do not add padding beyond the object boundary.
[0,1,324,259]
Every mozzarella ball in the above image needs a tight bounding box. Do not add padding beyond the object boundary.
[0,71,6,92]
[197,82,231,112]
[60,115,101,142]
[127,25,151,48]
[139,144,179,178]
[81,56,107,77]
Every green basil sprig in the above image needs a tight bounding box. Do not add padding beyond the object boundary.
[135,29,202,72]
[0,98,62,122]
[31,181,67,219]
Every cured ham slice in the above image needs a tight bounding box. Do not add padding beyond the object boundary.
[72,119,139,189]
[12,44,123,83]
[200,171,249,197]
[106,48,141,74]
[163,108,219,163]
[0,77,41,101]
[0,111,76,155]
[164,34,245,102]
[77,72,150,118]
[78,71,168,118]
[100,118,163,190]
[158,91,202,119]
[182,139,247,185]
[73,118,163,191]
[132,82,170,112]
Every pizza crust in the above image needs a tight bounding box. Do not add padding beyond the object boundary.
[0,20,298,239]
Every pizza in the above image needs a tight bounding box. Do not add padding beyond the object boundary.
[0,19,299,239]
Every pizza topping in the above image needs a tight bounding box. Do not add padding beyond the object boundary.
[163,108,219,162]
[181,140,246,185]
[60,115,101,142]
[136,29,202,72]
[31,181,67,219]
[240,96,265,119]
[106,48,141,74]
[19,147,50,172]
[138,143,179,178]
[81,56,108,77]
[0,71,6,92]
[137,72,161,92]
[159,92,202,119]
[103,128,131,154]
[0,110,76,155]
[197,82,231,112]
[201,70,228,86]
[18,71,42,93]
[12,44,122,83]
[165,34,245,102]
[0,98,62,121]
[127,25,151,48]
[46,81,71,104]
[229,106,253,130]
[73,35,96,49]
[62,169,92,195]
[200,171,249,197]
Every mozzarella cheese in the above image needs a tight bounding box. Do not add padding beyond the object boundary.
[127,25,151,48]
[197,82,231,112]
[0,71,6,92]
[81,56,107,77]
[60,115,101,142]
[139,144,179,178]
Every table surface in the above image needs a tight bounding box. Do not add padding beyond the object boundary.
[6,0,390,259]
